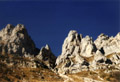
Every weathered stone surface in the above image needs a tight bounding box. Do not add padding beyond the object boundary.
[0,24,120,82]
[0,24,56,69]
[0,24,37,56]
[95,33,120,56]
[94,33,109,49]
[36,44,56,68]
[55,30,120,74]
[80,35,97,57]
[56,30,95,74]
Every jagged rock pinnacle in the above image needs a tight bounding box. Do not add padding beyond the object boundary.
[0,24,36,56]
[55,30,120,74]
[0,24,57,69]
[36,44,56,69]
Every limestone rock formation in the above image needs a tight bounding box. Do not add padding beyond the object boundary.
[36,44,56,68]
[55,30,120,74]
[0,24,37,56]
[0,24,56,69]
[80,35,97,57]
[56,30,96,74]
[0,24,120,82]
[0,24,60,82]
[94,33,120,55]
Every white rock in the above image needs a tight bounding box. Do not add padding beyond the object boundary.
[56,30,120,75]
[0,24,37,56]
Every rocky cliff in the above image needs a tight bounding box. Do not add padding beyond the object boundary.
[0,24,56,67]
[55,30,120,82]
[0,24,120,82]
[0,24,37,57]
[36,44,56,69]
[0,24,59,82]
[55,30,120,81]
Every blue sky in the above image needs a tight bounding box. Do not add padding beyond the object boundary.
[0,0,119,56]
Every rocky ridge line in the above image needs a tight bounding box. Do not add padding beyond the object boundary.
[0,24,120,82]
[55,30,120,74]
[0,24,56,69]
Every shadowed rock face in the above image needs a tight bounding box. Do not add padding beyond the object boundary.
[36,44,57,69]
[55,30,120,74]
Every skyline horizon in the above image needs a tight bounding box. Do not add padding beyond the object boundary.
[0,1,119,56]
[0,23,120,56]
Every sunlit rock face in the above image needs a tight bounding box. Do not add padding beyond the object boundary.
[55,30,97,74]
[55,30,120,74]
[0,24,37,56]
[94,33,120,56]
[0,24,57,69]
[0,24,120,82]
